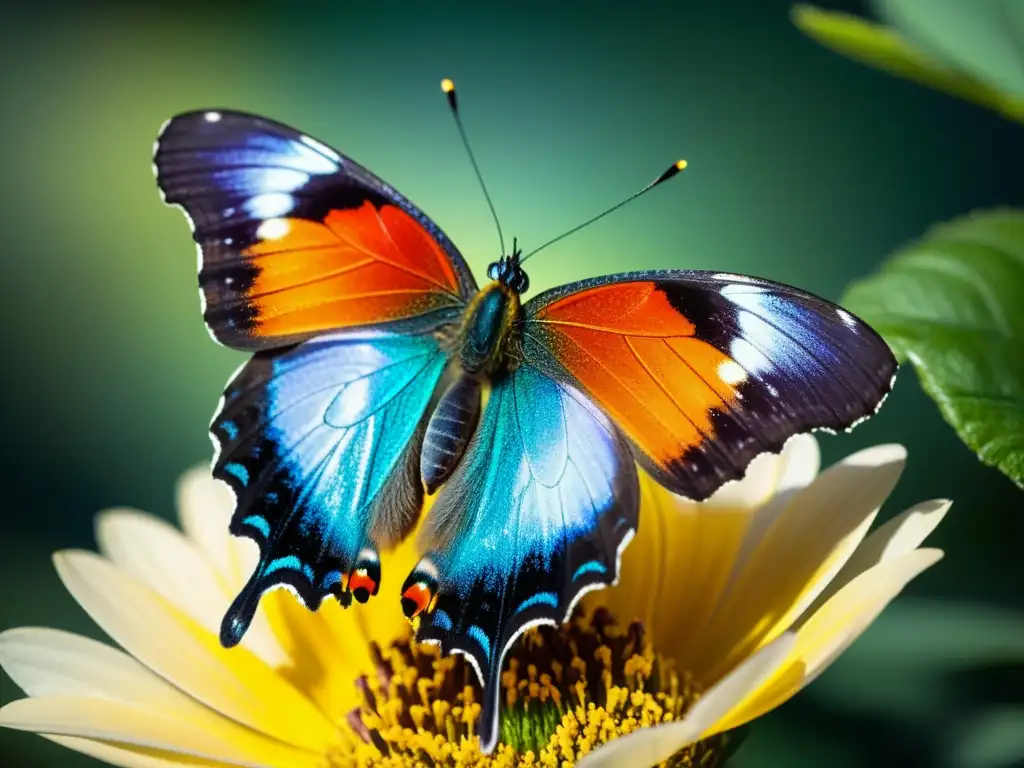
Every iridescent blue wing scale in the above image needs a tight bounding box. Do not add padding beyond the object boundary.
[402,365,639,753]
[213,331,448,646]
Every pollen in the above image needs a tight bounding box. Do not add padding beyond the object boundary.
[333,609,730,767]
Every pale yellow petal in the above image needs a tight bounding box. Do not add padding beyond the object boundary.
[577,633,797,768]
[801,499,950,619]
[1,627,195,708]
[704,433,818,510]
[690,444,906,684]
[45,736,228,768]
[794,548,945,683]
[724,435,823,575]
[53,550,336,753]
[175,466,243,591]
[585,473,751,662]
[772,433,822,496]
[0,697,318,768]
[0,627,324,767]
[96,510,234,641]
[672,435,820,662]
[707,548,945,736]
[596,437,822,662]
[95,510,286,668]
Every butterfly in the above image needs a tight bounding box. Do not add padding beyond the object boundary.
[153,80,897,753]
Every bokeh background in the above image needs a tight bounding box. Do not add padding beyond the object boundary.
[1,1,1022,766]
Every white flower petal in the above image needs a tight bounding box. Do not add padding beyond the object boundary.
[0,629,316,767]
[704,434,819,510]
[95,510,286,667]
[53,550,336,753]
[858,499,949,563]
[0,696,318,768]
[795,548,945,684]
[578,633,797,768]
[705,436,822,620]
[0,628,194,710]
[45,736,229,768]
[175,466,242,590]
[689,444,906,683]
[795,499,949,625]
[773,433,821,496]
[96,510,230,638]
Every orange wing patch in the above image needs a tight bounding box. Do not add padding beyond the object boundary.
[528,281,741,470]
[240,202,463,338]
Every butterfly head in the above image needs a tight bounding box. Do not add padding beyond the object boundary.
[486,238,529,294]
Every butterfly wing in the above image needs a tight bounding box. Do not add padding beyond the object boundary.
[520,270,897,500]
[213,330,448,646]
[154,110,476,349]
[402,365,639,753]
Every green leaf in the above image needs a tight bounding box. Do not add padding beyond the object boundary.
[791,4,1024,125]
[874,0,1024,99]
[842,210,1024,489]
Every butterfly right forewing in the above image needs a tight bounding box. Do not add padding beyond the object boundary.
[520,270,898,501]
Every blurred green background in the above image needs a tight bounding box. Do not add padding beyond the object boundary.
[1,1,1021,766]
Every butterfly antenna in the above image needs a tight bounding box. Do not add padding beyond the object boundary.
[441,78,506,257]
[520,160,688,264]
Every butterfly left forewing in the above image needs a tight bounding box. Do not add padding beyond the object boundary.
[155,110,476,350]
[403,365,639,753]
[521,270,898,501]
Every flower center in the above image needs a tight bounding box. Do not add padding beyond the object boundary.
[336,609,730,767]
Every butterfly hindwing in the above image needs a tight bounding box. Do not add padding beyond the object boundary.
[403,365,639,753]
[212,330,448,646]
[521,270,897,501]
[154,110,477,349]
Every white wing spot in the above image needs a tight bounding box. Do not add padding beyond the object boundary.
[204,111,222,123]
[246,193,294,219]
[256,218,291,241]
[717,360,748,386]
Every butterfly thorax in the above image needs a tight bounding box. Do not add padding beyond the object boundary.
[459,280,523,376]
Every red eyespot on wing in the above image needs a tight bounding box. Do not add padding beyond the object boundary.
[401,581,432,619]
[348,568,379,604]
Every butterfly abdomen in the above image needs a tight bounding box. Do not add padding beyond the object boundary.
[420,375,482,493]
[459,282,521,375]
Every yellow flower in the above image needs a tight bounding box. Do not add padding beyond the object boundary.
[0,436,947,767]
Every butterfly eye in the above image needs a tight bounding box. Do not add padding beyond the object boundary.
[487,262,500,281]
[401,581,433,619]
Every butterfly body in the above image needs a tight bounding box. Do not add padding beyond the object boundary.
[457,276,523,376]
[154,105,898,752]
